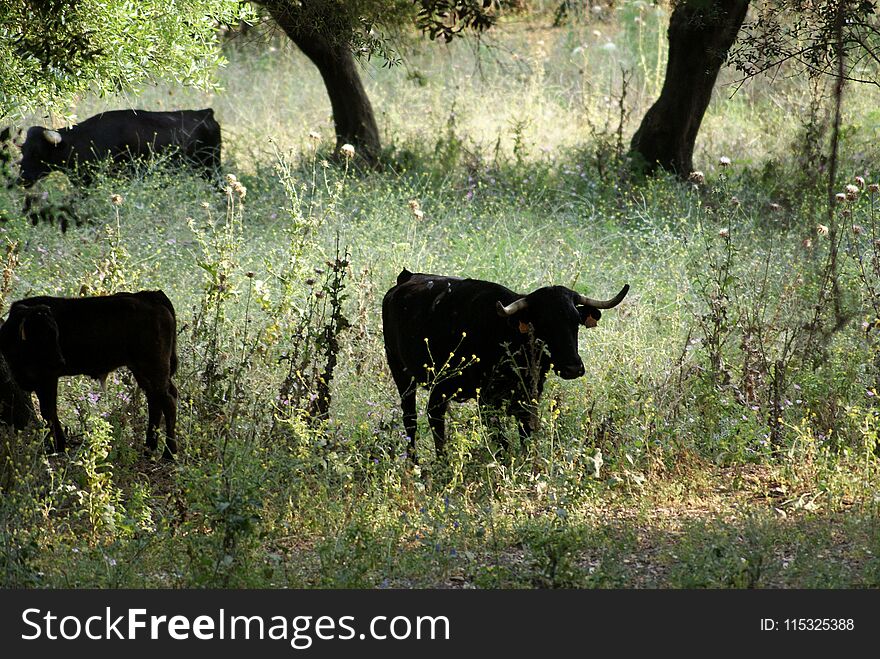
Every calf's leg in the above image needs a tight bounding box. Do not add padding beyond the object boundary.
[161,380,178,459]
[34,379,66,452]
[144,392,163,453]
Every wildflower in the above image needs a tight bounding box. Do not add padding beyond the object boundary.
[110,193,123,206]
[855,175,866,188]
[688,170,705,185]
[413,208,424,221]
[869,183,880,193]
[308,131,321,142]
[200,201,211,210]
[835,192,847,203]
[852,224,865,235]
[802,238,812,249]
[592,29,602,38]
[719,156,731,167]
[730,195,740,206]
[340,143,355,159]
[768,202,781,211]
[718,228,730,239]
[816,224,829,236]
[225,173,238,185]
[845,183,860,200]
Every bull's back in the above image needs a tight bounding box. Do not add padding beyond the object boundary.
[382,273,519,382]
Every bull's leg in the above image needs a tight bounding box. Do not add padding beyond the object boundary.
[34,380,66,453]
[427,389,450,459]
[161,381,178,459]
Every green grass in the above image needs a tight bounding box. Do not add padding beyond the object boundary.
[2,6,880,588]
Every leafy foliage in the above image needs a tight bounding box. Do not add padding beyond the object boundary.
[731,0,880,86]
[0,0,254,120]
[414,0,502,42]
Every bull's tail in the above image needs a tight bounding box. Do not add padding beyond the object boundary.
[170,331,178,377]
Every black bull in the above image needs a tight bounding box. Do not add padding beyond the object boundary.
[382,269,629,459]
[16,108,221,186]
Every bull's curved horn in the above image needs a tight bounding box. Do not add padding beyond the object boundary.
[496,297,528,317]
[577,284,630,309]
[42,129,62,145]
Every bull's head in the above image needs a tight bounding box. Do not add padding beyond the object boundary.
[17,127,64,187]
[496,284,629,379]
[0,304,65,386]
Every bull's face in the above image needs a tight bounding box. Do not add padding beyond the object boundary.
[497,284,629,380]
[0,304,65,386]
[18,127,64,187]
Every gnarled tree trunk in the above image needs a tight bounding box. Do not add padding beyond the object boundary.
[630,0,750,177]
[260,1,381,165]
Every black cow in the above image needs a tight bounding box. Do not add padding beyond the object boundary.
[382,269,629,459]
[0,291,179,458]
[17,108,221,187]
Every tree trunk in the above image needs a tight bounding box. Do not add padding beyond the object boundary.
[261,1,382,165]
[629,0,750,177]
[0,355,35,430]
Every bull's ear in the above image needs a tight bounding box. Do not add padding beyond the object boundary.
[578,306,601,328]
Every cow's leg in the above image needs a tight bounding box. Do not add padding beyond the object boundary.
[388,358,419,461]
[427,388,450,458]
[400,385,418,461]
[34,380,66,453]
[161,380,178,459]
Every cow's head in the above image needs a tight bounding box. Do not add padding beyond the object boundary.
[18,127,65,187]
[0,304,65,387]
[496,283,629,379]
